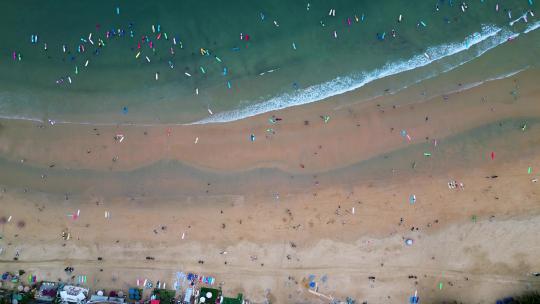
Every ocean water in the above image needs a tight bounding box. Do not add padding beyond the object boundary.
[0,0,538,124]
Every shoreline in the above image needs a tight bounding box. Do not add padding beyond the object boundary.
[1,23,536,127]
[0,66,538,175]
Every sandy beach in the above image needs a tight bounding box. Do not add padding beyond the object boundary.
[1,63,540,303]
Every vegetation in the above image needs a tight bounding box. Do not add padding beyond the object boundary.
[18,291,35,304]
[153,288,176,304]
[509,292,540,304]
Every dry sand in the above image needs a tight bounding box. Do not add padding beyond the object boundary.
[0,68,540,303]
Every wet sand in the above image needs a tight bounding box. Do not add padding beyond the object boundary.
[1,68,540,303]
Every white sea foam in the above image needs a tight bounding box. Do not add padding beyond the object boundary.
[1,23,535,126]
[439,67,529,96]
[524,20,540,33]
[0,114,44,123]
[193,24,514,124]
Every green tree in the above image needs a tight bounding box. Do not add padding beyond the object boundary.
[510,292,540,304]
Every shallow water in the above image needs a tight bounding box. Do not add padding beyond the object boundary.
[0,116,536,199]
[0,0,538,124]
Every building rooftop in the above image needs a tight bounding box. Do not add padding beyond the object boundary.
[59,285,89,304]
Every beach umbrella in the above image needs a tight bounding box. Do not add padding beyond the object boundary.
[409,290,419,304]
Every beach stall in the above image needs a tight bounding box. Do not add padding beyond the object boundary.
[88,291,125,304]
[59,285,89,304]
[88,294,109,303]
[182,288,193,304]
[127,288,142,302]
[35,282,59,303]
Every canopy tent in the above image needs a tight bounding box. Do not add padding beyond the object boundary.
[60,285,88,303]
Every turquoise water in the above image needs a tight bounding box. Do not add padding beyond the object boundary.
[0,0,538,124]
